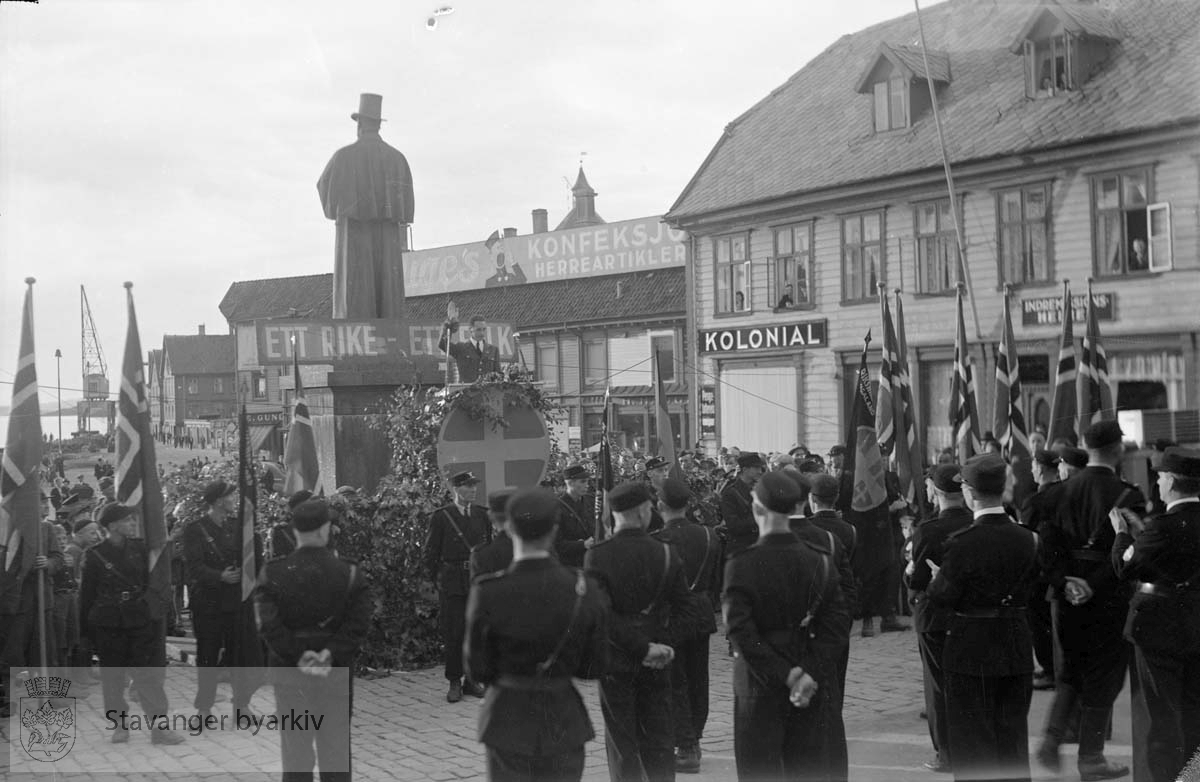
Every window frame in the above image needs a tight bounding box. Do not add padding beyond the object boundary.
[712,232,752,316]
[536,341,560,391]
[1090,167,1158,278]
[872,75,910,132]
[186,378,199,395]
[213,377,225,395]
[770,221,816,311]
[1023,31,1075,98]
[995,182,1054,287]
[912,197,962,295]
[650,332,677,384]
[582,338,607,390]
[840,210,886,305]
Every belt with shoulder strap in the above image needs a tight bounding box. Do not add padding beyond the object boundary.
[1137,581,1200,598]
[955,606,1028,619]
[495,673,573,692]
[1069,549,1108,562]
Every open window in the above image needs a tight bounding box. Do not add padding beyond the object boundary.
[1092,169,1169,275]
[1010,3,1116,99]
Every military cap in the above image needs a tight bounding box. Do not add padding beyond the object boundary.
[562,464,589,481]
[1083,420,1123,449]
[487,487,517,513]
[291,499,330,532]
[1060,446,1088,469]
[609,482,652,513]
[451,471,481,487]
[754,471,803,514]
[97,503,134,528]
[658,478,692,510]
[1159,446,1200,478]
[72,516,98,534]
[644,456,672,472]
[202,480,236,505]
[956,453,1007,495]
[1033,450,1061,469]
[930,464,963,493]
[828,444,846,457]
[788,445,810,457]
[797,456,825,475]
[335,485,357,496]
[506,488,559,539]
[737,452,766,470]
[806,473,841,504]
[287,489,314,509]
[99,476,114,490]
[72,484,95,499]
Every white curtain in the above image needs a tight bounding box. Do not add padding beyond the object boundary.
[718,365,797,453]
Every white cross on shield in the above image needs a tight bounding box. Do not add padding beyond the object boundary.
[436,388,551,498]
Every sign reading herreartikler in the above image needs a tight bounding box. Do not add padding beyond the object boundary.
[255,318,516,364]
[699,320,828,354]
[1021,292,1116,326]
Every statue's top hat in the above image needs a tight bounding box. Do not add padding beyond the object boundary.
[351,93,385,122]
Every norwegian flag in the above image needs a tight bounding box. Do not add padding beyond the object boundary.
[1048,280,1078,446]
[282,345,319,496]
[1,279,44,605]
[594,386,615,541]
[950,285,981,463]
[892,290,925,512]
[1077,279,1114,432]
[115,282,171,610]
[993,289,1031,460]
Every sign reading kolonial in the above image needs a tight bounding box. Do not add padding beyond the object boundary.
[1021,293,1116,326]
[255,318,515,364]
[402,216,687,297]
[699,320,828,354]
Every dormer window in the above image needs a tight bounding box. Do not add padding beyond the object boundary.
[856,43,949,134]
[1010,1,1117,99]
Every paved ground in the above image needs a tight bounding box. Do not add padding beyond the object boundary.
[3,618,1134,781]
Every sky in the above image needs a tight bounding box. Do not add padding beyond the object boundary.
[0,0,934,405]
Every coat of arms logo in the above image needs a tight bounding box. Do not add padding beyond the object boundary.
[19,676,76,762]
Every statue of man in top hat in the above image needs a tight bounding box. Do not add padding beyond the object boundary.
[318,93,414,320]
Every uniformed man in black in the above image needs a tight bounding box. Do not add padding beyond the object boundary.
[585,481,700,782]
[1020,450,1061,692]
[254,499,373,782]
[270,490,312,559]
[906,464,973,774]
[645,456,672,533]
[723,471,844,782]
[470,488,516,581]
[925,454,1038,782]
[1035,421,1144,780]
[555,464,595,567]
[79,504,185,745]
[1112,446,1200,782]
[465,488,609,782]
[651,478,720,774]
[720,453,765,560]
[1058,445,1089,480]
[424,470,491,702]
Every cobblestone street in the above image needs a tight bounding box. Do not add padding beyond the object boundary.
[4,619,1132,781]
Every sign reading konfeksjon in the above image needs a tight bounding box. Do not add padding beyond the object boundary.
[699,320,828,354]
[402,216,687,297]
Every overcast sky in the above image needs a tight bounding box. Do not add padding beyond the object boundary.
[1,0,930,403]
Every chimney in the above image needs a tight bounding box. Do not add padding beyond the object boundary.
[532,208,548,234]
[198,324,206,336]
[503,227,518,239]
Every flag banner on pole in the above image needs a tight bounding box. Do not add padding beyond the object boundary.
[950,286,981,463]
[1048,280,1078,446]
[845,333,887,513]
[893,291,925,512]
[115,283,172,611]
[282,347,320,496]
[594,387,614,541]
[653,349,683,480]
[875,289,897,460]
[238,404,259,602]
[993,290,1031,460]
[1,279,43,606]
[1077,279,1114,433]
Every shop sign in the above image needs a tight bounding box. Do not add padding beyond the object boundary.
[1021,293,1116,326]
[255,318,515,364]
[699,319,828,354]
[244,411,284,427]
[699,386,717,438]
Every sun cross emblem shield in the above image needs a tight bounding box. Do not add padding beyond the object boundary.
[20,676,76,762]
[436,387,551,499]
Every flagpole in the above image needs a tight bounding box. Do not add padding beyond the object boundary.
[23,277,50,679]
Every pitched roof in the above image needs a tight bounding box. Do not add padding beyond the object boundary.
[571,166,596,196]
[162,335,235,376]
[219,273,333,323]
[1009,0,1120,51]
[854,43,950,93]
[147,348,163,385]
[667,0,1200,222]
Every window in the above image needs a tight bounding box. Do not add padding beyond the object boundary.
[1023,34,1074,97]
[771,223,814,308]
[651,334,675,383]
[914,199,960,293]
[583,340,607,388]
[251,371,267,400]
[873,76,909,132]
[997,184,1051,284]
[537,343,559,390]
[186,378,198,395]
[714,233,751,314]
[841,211,884,303]
[1092,169,1169,275]
[213,377,225,394]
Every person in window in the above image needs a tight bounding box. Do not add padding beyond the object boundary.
[734,291,746,311]
[1129,238,1149,271]
[776,285,794,310]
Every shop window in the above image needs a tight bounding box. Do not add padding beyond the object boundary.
[1093,169,1170,275]
[537,342,559,390]
[841,211,884,303]
[583,339,607,389]
[920,359,955,463]
[583,412,605,449]
[714,233,751,314]
[651,334,675,383]
[771,223,814,309]
[873,76,909,132]
[914,198,959,294]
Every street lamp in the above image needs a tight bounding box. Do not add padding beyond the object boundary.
[54,349,63,446]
